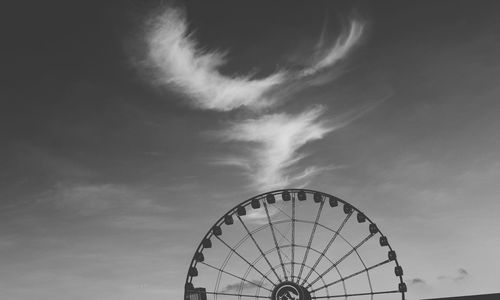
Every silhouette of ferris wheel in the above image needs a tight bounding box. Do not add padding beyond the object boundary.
[185,189,407,300]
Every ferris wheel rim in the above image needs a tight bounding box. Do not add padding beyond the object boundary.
[184,188,407,300]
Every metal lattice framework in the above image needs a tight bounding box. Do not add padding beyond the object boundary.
[184,189,407,300]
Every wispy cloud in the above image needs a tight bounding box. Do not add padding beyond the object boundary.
[214,104,377,190]
[145,8,285,111]
[47,183,171,217]
[142,6,366,190]
[302,19,364,76]
[214,107,335,190]
[268,18,364,101]
[145,8,364,111]
[242,204,281,224]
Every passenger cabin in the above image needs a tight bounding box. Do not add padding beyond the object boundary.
[186,287,207,300]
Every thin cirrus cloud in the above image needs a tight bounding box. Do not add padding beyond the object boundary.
[145,8,286,111]
[301,20,364,76]
[214,107,336,191]
[143,6,364,190]
[145,7,364,111]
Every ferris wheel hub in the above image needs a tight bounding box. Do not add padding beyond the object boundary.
[271,281,311,300]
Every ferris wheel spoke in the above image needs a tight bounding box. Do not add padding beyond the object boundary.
[214,235,277,286]
[269,201,292,220]
[274,223,292,244]
[291,195,296,281]
[310,258,391,293]
[263,261,331,298]
[307,233,375,288]
[302,211,353,285]
[243,242,346,296]
[237,215,283,283]
[311,289,400,299]
[186,289,271,299]
[232,224,302,293]
[269,203,294,265]
[263,202,288,281]
[298,198,325,284]
[273,225,293,269]
[185,190,406,300]
[199,261,273,293]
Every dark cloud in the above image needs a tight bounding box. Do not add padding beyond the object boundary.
[409,278,427,285]
[438,268,470,282]
[222,280,264,292]
[455,268,469,281]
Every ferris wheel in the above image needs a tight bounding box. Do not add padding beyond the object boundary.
[184,189,407,300]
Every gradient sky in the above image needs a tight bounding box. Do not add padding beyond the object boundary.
[1,1,500,300]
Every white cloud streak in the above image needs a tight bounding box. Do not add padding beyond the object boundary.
[145,8,364,111]
[146,8,285,111]
[213,104,375,190]
[302,20,364,76]
[215,107,335,190]
[143,7,365,190]
[242,205,280,224]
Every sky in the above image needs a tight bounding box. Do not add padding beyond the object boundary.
[1,1,500,299]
